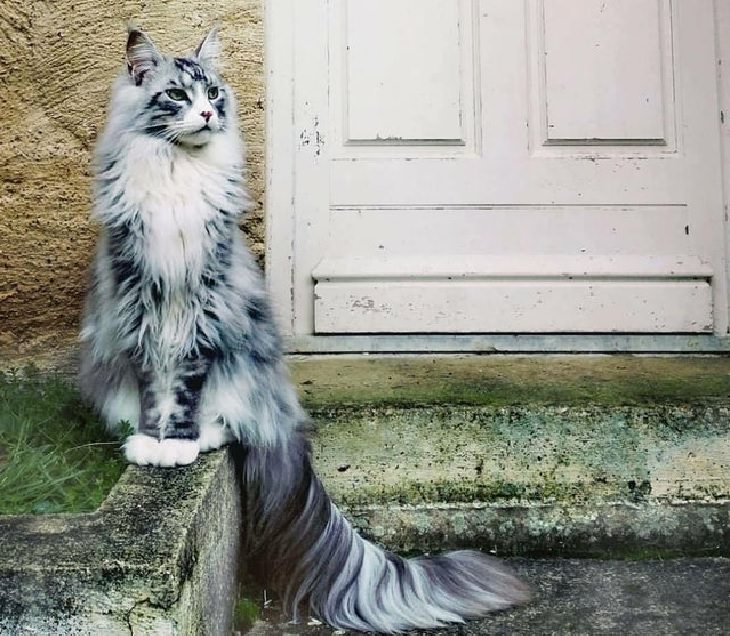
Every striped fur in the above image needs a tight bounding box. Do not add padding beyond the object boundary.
[80,27,529,631]
[244,430,529,632]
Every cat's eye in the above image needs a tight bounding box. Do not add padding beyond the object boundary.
[166,89,188,102]
[207,86,219,100]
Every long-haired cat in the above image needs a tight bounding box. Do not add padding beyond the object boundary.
[79,27,529,633]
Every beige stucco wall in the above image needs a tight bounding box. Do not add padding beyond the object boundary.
[0,1,264,365]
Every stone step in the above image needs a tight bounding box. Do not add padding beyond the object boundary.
[0,450,242,635]
[244,557,730,635]
[289,355,730,556]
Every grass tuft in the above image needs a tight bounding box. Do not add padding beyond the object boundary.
[233,597,261,628]
[0,366,127,515]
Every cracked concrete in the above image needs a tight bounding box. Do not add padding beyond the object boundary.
[245,558,730,635]
[0,448,242,635]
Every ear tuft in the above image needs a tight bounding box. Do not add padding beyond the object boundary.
[195,26,221,68]
[126,27,161,86]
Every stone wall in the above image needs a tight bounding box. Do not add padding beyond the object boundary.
[0,1,264,364]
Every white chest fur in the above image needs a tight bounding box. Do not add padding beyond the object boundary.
[122,138,225,289]
[108,137,238,361]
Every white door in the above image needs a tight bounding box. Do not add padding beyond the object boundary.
[267,0,726,338]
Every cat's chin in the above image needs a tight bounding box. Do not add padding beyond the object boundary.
[124,434,200,467]
[177,128,217,148]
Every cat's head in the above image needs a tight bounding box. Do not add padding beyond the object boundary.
[122,26,230,148]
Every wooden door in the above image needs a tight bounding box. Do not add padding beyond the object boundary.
[267,0,726,337]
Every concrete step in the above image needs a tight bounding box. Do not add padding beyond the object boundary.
[244,557,730,635]
[289,355,730,556]
[0,450,242,635]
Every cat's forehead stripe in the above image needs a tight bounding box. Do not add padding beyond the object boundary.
[174,57,209,84]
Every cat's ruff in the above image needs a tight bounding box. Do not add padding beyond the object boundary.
[79,26,529,633]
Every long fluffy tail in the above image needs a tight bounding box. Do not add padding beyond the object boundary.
[242,428,529,633]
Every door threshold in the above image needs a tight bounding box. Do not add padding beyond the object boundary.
[285,334,730,354]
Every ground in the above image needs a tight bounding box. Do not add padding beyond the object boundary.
[243,557,730,635]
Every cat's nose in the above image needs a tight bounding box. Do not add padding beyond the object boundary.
[200,110,213,123]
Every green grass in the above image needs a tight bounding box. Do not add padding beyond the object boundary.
[233,596,261,628]
[0,367,127,515]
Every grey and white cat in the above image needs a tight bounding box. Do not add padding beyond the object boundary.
[79,27,528,633]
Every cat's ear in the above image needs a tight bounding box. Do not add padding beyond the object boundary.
[126,27,162,85]
[195,26,221,68]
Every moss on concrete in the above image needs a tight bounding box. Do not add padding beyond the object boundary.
[308,402,729,508]
[292,355,730,408]
[293,356,730,556]
[346,500,730,559]
[288,355,730,558]
[234,597,260,626]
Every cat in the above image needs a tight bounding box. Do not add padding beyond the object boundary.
[79,26,529,633]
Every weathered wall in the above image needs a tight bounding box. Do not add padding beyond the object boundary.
[0,0,265,364]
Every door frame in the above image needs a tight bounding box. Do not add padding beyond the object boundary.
[265,0,730,353]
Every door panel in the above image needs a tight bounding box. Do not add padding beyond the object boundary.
[284,0,725,336]
[322,206,694,256]
[314,281,712,333]
[542,0,667,143]
[344,0,464,143]
[332,0,480,155]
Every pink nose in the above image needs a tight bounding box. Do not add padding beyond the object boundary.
[201,110,213,122]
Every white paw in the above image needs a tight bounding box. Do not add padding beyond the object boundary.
[157,439,200,467]
[198,424,235,453]
[124,434,162,466]
[124,435,200,467]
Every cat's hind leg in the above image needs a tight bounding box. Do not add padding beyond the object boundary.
[100,373,140,435]
[192,369,236,453]
[198,417,235,452]
[79,357,141,435]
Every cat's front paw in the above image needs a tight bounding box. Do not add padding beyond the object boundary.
[124,434,162,465]
[124,434,200,467]
[157,438,200,466]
